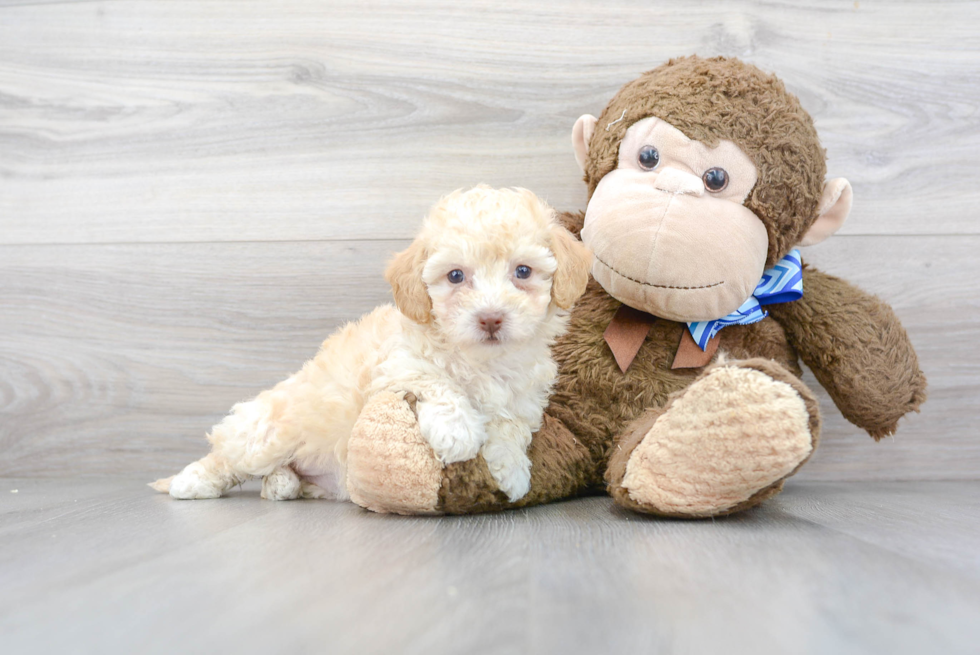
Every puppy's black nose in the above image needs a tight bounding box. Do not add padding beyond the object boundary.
[478,312,504,337]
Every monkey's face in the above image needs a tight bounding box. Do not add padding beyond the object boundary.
[580,117,769,322]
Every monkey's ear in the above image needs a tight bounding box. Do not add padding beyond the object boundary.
[385,240,433,324]
[800,178,853,247]
[549,224,593,309]
[572,114,598,172]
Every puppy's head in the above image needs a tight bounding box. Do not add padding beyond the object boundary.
[385,185,592,347]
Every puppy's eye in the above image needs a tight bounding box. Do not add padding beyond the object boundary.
[515,265,532,280]
[702,167,729,192]
[638,145,660,170]
[447,269,465,284]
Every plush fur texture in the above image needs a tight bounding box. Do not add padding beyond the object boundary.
[767,266,928,439]
[344,56,927,519]
[620,362,811,514]
[346,391,443,515]
[607,357,822,517]
[585,56,827,267]
[151,186,591,504]
[582,116,772,321]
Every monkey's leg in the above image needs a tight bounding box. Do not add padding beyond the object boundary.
[346,392,596,515]
[605,358,821,518]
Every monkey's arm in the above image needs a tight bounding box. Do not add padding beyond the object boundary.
[767,266,926,440]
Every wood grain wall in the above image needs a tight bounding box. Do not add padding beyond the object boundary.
[1,0,978,480]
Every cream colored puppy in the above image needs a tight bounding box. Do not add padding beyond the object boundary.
[150,186,591,503]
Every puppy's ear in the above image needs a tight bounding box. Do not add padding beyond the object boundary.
[549,224,592,309]
[385,240,433,324]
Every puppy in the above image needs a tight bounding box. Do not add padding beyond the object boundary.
[150,186,591,503]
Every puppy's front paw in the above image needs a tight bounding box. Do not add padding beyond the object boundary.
[482,446,531,502]
[416,400,486,464]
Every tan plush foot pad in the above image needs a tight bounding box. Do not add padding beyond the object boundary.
[622,360,815,516]
[346,391,443,515]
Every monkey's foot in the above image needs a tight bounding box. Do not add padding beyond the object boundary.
[346,391,444,515]
[607,358,821,517]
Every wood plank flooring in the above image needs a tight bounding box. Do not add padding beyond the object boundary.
[1,234,976,480]
[1,479,978,655]
[2,1,979,242]
[2,0,978,481]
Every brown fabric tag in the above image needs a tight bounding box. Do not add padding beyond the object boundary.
[603,305,656,373]
[671,329,720,369]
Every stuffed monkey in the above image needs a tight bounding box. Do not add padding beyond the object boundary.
[344,56,927,517]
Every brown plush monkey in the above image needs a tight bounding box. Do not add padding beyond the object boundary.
[345,56,927,518]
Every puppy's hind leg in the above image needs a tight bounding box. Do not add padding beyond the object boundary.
[155,452,247,500]
[151,392,294,500]
[261,466,303,500]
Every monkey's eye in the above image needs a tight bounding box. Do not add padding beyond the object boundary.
[702,167,729,192]
[515,265,532,280]
[447,269,465,284]
[637,145,660,170]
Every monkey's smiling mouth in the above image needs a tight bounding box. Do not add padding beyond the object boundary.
[593,254,725,290]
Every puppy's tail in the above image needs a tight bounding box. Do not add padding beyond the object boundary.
[148,476,174,493]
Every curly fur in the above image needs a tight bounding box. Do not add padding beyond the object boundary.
[150,186,591,504]
[585,55,827,267]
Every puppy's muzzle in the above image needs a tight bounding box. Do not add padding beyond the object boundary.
[477,311,505,341]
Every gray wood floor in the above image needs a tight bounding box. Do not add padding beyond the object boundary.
[1,479,979,655]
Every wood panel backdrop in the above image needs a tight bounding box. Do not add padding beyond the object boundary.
[1,0,978,481]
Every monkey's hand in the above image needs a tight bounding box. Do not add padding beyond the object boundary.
[768,265,926,440]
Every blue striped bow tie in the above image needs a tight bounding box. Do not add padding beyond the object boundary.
[687,249,803,351]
